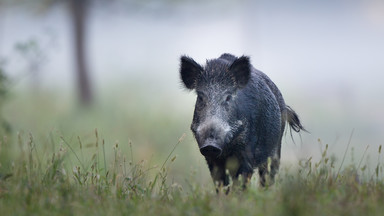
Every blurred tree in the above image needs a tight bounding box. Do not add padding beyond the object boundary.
[3,0,227,105]
[69,0,92,106]
[3,0,93,106]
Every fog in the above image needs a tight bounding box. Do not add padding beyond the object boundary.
[1,0,384,164]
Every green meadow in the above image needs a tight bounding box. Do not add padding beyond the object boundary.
[1,83,384,216]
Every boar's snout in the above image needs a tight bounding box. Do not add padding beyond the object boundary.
[200,142,222,158]
[193,118,230,157]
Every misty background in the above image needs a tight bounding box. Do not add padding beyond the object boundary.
[1,0,383,183]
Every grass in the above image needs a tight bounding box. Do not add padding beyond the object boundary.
[1,128,384,215]
[0,88,384,215]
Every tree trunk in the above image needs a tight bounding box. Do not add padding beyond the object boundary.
[69,0,92,106]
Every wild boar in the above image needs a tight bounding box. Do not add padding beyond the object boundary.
[179,53,305,188]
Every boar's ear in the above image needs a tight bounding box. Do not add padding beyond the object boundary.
[229,56,251,88]
[180,56,203,90]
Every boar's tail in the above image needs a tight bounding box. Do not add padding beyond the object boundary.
[285,106,307,133]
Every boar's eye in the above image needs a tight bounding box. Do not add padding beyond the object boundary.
[197,95,204,103]
[196,93,207,109]
[225,94,232,102]
[223,94,233,109]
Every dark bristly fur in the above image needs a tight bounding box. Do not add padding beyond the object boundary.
[179,53,305,189]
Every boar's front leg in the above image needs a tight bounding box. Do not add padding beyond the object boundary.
[207,160,229,188]
[207,157,253,192]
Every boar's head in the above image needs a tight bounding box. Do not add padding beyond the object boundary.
[179,54,251,158]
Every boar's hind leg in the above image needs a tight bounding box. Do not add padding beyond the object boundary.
[258,157,280,187]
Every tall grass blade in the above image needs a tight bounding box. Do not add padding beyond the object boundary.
[336,128,354,180]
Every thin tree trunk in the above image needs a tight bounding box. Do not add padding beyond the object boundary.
[70,0,92,105]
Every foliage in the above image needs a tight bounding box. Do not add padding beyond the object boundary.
[0,65,7,99]
[0,63,11,134]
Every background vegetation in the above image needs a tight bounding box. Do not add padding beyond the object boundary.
[1,101,384,215]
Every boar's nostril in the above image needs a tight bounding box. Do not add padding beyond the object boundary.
[200,144,222,158]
